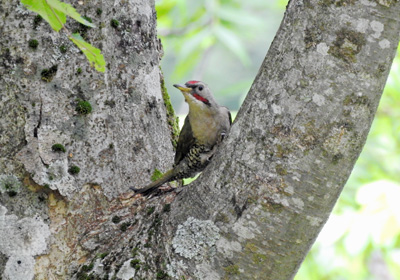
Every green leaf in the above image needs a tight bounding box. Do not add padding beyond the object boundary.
[21,0,66,31]
[216,8,263,28]
[21,0,95,31]
[213,25,250,66]
[179,29,212,61]
[46,0,96,28]
[70,33,106,72]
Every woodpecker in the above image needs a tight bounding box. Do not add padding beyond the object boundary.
[131,80,231,195]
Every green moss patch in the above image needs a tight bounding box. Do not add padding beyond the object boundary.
[160,74,180,148]
[110,19,119,29]
[130,259,141,270]
[59,45,68,53]
[75,100,92,115]
[68,165,80,175]
[156,270,169,279]
[224,264,240,276]
[162,204,171,213]
[150,169,163,182]
[28,39,39,49]
[41,65,58,82]
[112,216,121,223]
[328,28,366,64]
[33,15,42,29]
[52,143,66,153]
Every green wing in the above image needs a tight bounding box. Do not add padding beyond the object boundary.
[174,116,196,165]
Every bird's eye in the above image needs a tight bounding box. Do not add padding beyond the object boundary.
[198,86,204,91]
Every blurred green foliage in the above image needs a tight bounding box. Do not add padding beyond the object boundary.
[156,0,287,111]
[156,1,400,279]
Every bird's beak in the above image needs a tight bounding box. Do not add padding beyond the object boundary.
[173,84,191,93]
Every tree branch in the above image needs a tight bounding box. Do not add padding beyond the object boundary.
[168,1,400,279]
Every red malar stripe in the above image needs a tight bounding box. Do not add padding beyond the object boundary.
[193,93,209,104]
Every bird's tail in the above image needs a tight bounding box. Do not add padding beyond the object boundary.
[130,169,176,195]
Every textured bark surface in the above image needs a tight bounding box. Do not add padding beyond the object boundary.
[173,1,400,279]
[0,0,399,280]
[1,0,176,279]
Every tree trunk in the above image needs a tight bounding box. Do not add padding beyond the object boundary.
[1,0,399,280]
[1,0,176,279]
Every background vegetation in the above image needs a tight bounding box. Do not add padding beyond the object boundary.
[156,0,400,279]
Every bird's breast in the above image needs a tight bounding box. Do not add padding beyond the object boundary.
[189,109,220,147]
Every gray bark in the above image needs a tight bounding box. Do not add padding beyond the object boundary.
[0,0,399,280]
[1,0,175,279]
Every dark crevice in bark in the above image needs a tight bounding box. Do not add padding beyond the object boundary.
[38,155,49,168]
[33,97,43,138]
[232,194,249,220]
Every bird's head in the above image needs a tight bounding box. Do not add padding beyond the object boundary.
[173,80,216,107]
